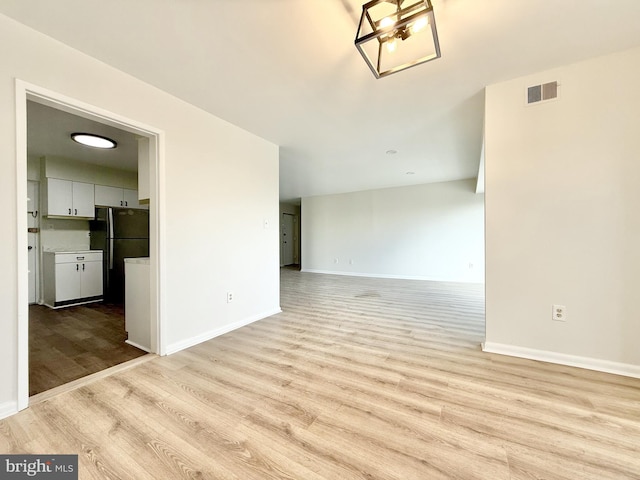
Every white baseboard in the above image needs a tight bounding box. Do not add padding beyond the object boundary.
[165,307,282,355]
[301,269,483,284]
[482,342,640,379]
[0,400,18,420]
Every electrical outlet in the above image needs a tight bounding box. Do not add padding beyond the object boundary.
[227,292,234,303]
[552,305,566,322]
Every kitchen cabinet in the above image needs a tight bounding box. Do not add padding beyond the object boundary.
[43,251,103,308]
[94,185,122,207]
[44,178,95,218]
[123,189,145,209]
[95,185,147,209]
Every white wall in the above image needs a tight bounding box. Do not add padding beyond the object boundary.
[27,156,40,181]
[0,14,280,417]
[42,156,138,189]
[302,179,485,282]
[484,46,640,375]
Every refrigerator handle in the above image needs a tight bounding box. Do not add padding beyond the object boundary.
[108,207,114,270]
[108,208,114,239]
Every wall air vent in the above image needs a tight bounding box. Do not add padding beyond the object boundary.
[526,81,559,105]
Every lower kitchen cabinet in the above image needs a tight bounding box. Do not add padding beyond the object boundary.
[43,251,103,308]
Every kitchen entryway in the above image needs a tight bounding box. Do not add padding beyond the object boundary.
[26,101,152,397]
[29,303,147,396]
[18,86,162,409]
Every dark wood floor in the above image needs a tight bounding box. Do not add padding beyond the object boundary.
[29,302,148,396]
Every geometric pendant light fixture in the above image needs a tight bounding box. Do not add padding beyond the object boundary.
[355,0,441,79]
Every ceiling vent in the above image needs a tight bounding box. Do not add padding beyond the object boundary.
[526,81,558,105]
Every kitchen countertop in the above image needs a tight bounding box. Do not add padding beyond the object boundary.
[43,249,100,254]
[124,257,150,265]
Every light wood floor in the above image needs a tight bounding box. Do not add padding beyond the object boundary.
[29,303,149,396]
[3,269,640,479]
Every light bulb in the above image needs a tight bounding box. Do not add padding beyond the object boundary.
[410,16,428,34]
[386,38,397,53]
[71,133,117,149]
[380,16,394,29]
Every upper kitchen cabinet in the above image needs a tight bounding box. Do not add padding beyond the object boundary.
[95,185,147,209]
[123,188,144,209]
[43,178,95,218]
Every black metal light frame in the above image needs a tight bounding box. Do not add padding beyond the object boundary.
[355,0,441,79]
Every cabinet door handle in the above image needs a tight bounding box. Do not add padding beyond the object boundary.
[82,263,85,271]
[68,208,72,215]
[74,208,77,215]
[125,201,128,206]
[120,201,123,206]
[76,264,79,271]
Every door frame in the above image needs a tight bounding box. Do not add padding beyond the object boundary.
[15,80,167,410]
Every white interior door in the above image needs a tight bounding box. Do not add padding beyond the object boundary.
[27,226,36,304]
[282,213,294,266]
[27,180,39,304]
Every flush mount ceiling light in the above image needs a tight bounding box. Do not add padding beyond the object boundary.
[355,0,441,79]
[70,132,117,149]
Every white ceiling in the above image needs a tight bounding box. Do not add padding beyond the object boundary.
[27,101,140,172]
[4,0,640,202]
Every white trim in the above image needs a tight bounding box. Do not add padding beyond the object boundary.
[125,340,152,353]
[15,81,29,411]
[29,355,155,407]
[155,132,167,356]
[0,401,18,421]
[165,308,282,356]
[301,269,484,284]
[14,79,166,411]
[482,342,640,379]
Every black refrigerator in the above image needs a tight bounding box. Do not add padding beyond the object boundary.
[90,207,149,304]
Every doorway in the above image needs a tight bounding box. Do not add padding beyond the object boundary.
[280,208,300,267]
[15,81,164,410]
[282,213,295,266]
